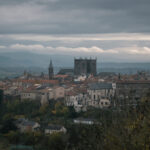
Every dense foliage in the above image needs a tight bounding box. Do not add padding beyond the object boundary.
[0,94,150,150]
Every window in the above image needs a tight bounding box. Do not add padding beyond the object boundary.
[101,102,103,105]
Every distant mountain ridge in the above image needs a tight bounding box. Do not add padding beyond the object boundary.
[0,51,74,68]
[0,51,150,70]
[0,51,150,79]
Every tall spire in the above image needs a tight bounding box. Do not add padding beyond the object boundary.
[48,59,54,80]
[49,59,53,68]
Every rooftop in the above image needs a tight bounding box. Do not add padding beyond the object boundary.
[88,83,113,90]
[45,125,64,130]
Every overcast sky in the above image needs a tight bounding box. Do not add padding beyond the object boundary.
[0,0,150,62]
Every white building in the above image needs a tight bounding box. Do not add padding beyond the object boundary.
[87,83,115,108]
[45,125,67,134]
[74,75,87,82]
[65,92,88,112]
[73,118,94,125]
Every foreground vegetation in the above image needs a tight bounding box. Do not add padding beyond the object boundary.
[0,93,150,150]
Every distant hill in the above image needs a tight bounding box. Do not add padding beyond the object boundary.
[0,51,150,79]
[0,51,150,69]
[0,52,74,68]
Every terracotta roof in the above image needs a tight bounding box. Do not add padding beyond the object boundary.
[14,79,59,84]
[66,91,78,96]
[55,75,69,78]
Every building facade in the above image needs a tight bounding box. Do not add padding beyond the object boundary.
[65,92,88,112]
[74,58,97,76]
[87,83,115,107]
[49,86,65,100]
[45,125,67,134]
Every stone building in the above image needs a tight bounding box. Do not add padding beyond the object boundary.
[65,91,88,112]
[74,58,97,76]
[21,91,41,101]
[48,86,65,100]
[87,83,114,107]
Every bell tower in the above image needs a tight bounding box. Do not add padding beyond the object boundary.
[48,59,54,80]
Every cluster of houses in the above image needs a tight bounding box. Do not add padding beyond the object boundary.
[15,118,67,134]
[65,82,115,112]
[1,70,150,112]
[1,76,116,112]
[14,117,99,134]
[0,64,150,136]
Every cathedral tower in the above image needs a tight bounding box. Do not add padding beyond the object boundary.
[74,58,97,76]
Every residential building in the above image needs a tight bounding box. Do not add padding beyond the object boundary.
[44,125,67,134]
[49,86,65,100]
[65,91,88,112]
[15,118,40,132]
[73,118,94,125]
[21,91,41,101]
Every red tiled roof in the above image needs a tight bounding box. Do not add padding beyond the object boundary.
[55,75,69,78]
[66,91,78,96]
[14,79,59,84]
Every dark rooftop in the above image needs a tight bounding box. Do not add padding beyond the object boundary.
[45,125,64,130]
[88,83,113,90]
[58,68,74,75]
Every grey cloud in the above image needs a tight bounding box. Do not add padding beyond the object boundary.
[0,0,150,34]
[0,0,150,62]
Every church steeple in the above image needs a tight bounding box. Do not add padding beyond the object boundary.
[48,59,54,80]
[49,60,53,68]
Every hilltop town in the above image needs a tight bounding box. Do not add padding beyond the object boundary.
[0,58,150,149]
[1,58,150,111]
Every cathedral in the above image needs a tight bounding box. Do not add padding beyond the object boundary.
[74,58,97,76]
[48,58,97,78]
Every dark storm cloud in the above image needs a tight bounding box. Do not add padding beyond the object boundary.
[0,0,150,34]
